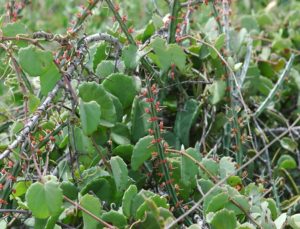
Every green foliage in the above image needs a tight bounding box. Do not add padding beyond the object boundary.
[18,46,60,95]
[110,156,129,192]
[26,180,63,219]
[150,37,186,72]
[102,73,141,109]
[79,100,101,136]
[79,82,117,127]
[80,194,102,229]
[131,135,156,170]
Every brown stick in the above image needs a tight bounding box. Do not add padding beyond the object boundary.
[63,196,115,229]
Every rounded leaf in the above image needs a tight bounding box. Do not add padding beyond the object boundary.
[79,100,101,136]
[102,73,141,109]
[131,136,156,170]
[25,181,63,219]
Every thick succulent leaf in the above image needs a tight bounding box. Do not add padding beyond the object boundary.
[181,148,202,186]
[79,100,101,136]
[18,45,60,95]
[25,181,63,219]
[209,209,237,229]
[101,210,127,228]
[95,60,115,78]
[102,73,141,109]
[174,99,200,147]
[131,136,156,170]
[79,82,117,127]
[131,97,151,143]
[122,185,138,217]
[208,80,226,105]
[110,156,129,192]
[150,37,186,72]
[80,194,102,229]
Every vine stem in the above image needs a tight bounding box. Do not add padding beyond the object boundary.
[63,196,115,229]
[254,54,295,118]
[166,115,300,228]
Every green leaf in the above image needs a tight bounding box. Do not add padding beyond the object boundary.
[80,194,102,229]
[136,195,169,220]
[112,144,133,162]
[110,93,124,122]
[240,15,259,32]
[111,123,131,145]
[122,185,138,217]
[208,80,226,105]
[181,148,201,186]
[101,210,127,228]
[174,99,200,147]
[122,45,140,69]
[274,213,287,229]
[210,34,225,59]
[152,14,164,29]
[18,45,60,95]
[280,137,298,153]
[95,60,115,78]
[28,94,40,114]
[60,181,78,200]
[110,156,129,192]
[131,136,156,170]
[39,65,60,95]
[79,100,101,136]
[34,218,48,229]
[81,177,116,203]
[102,73,141,109]
[93,43,108,71]
[79,82,117,127]
[13,181,32,197]
[219,157,236,179]
[131,97,151,143]
[18,45,54,76]
[227,176,242,187]
[199,159,219,179]
[225,194,250,215]
[150,37,186,72]
[288,214,300,229]
[277,155,297,169]
[2,22,27,36]
[206,192,229,214]
[25,181,63,219]
[266,198,279,220]
[209,209,237,229]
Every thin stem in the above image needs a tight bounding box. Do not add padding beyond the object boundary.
[167,0,180,44]
[63,196,115,229]
[254,54,295,117]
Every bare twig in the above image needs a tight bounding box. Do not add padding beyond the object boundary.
[63,196,115,229]
[254,54,295,117]
[181,0,203,7]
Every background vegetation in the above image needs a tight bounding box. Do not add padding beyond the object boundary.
[1,0,300,228]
